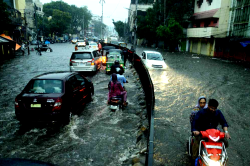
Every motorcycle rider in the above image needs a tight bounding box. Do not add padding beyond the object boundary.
[110,60,124,75]
[190,96,208,124]
[108,73,128,106]
[191,99,231,160]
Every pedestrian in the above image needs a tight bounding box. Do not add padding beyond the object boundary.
[75,45,78,51]
[21,42,26,56]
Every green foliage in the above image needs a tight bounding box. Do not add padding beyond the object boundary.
[137,3,161,44]
[41,1,92,36]
[112,20,125,38]
[93,20,106,37]
[156,19,183,50]
[0,0,11,32]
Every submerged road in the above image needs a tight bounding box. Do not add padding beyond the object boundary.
[0,43,146,166]
[134,46,250,166]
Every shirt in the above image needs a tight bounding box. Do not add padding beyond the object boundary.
[110,74,126,87]
[191,108,229,132]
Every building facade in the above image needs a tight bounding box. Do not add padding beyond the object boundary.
[213,0,250,62]
[187,0,231,56]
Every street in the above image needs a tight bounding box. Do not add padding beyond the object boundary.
[0,43,145,166]
[134,46,250,166]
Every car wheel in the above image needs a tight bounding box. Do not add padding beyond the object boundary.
[63,112,72,125]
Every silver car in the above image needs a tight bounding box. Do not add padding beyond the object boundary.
[70,49,102,72]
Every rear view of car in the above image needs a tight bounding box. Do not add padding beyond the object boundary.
[15,79,66,123]
[89,42,98,49]
[70,50,101,72]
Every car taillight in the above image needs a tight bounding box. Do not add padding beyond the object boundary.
[52,98,62,111]
[88,58,94,65]
[70,59,76,66]
[120,64,123,67]
[15,98,19,109]
[102,56,106,63]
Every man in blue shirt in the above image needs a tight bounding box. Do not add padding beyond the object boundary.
[191,99,231,160]
[110,73,128,88]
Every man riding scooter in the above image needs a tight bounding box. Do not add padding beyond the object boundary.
[110,60,124,75]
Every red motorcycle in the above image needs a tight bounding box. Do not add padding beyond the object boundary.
[188,129,228,166]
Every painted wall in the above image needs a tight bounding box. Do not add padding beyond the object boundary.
[194,0,221,13]
[15,0,26,17]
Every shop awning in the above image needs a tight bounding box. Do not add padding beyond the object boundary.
[193,8,220,20]
[0,34,21,50]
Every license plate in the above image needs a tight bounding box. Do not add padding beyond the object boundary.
[31,104,41,108]
[110,105,118,109]
[78,63,86,66]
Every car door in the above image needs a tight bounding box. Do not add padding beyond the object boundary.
[66,75,81,110]
[141,52,146,64]
[74,74,88,104]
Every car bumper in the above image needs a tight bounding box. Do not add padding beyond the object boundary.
[70,66,96,72]
[15,109,66,123]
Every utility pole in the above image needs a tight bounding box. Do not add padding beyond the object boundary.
[83,15,84,37]
[133,0,138,50]
[100,0,105,39]
[34,3,39,49]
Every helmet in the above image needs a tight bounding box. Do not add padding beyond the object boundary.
[114,60,119,65]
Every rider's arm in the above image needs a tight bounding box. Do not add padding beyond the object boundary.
[218,110,229,128]
[191,110,201,132]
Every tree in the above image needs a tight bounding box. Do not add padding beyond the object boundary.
[42,1,92,36]
[112,20,125,38]
[93,20,106,37]
[0,0,11,33]
[156,18,183,51]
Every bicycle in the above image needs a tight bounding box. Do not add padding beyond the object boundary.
[36,48,42,56]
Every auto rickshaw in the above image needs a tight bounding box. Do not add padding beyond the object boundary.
[106,51,125,74]
[101,46,115,65]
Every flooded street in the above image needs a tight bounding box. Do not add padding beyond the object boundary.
[0,43,144,166]
[135,46,250,166]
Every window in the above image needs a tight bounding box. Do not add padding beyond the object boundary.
[75,74,85,86]
[71,53,92,59]
[147,53,163,60]
[26,79,63,94]
[197,0,203,8]
[207,0,212,5]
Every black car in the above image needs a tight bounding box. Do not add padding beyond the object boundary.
[15,72,94,124]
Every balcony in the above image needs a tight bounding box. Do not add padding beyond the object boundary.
[187,27,217,38]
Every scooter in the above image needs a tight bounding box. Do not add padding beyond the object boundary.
[188,129,228,166]
[108,96,123,112]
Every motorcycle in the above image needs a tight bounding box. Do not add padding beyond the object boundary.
[108,96,123,112]
[188,129,228,166]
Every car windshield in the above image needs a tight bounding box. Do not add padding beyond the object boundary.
[147,53,163,60]
[72,53,92,59]
[25,79,63,94]
[107,54,121,61]
[90,43,97,46]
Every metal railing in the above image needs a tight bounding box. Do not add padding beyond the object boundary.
[102,43,155,166]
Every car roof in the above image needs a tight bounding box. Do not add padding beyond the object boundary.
[144,51,161,54]
[33,72,77,80]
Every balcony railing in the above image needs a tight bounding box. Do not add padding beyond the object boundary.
[187,27,217,38]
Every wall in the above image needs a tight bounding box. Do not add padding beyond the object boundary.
[15,0,26,17]
[194,0,221,13]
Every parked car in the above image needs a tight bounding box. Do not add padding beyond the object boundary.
[15,72,94,124]
[31,40,42,45]
[70,49,102,72]
[35,44,53,52]
[140,51,167,69]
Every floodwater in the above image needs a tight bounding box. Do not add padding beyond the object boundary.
[0,43,145,166]
[135,46,250,166]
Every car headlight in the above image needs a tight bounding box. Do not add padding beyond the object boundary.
[208,160,221,166]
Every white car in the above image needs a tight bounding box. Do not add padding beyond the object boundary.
[140,51,167,69]
[89,42,98,49]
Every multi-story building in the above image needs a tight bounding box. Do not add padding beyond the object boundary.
[187,0,231,56]
[214,0,250,62]
[128,0,155,43]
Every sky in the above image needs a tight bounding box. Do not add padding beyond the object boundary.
[39,0,131,27]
